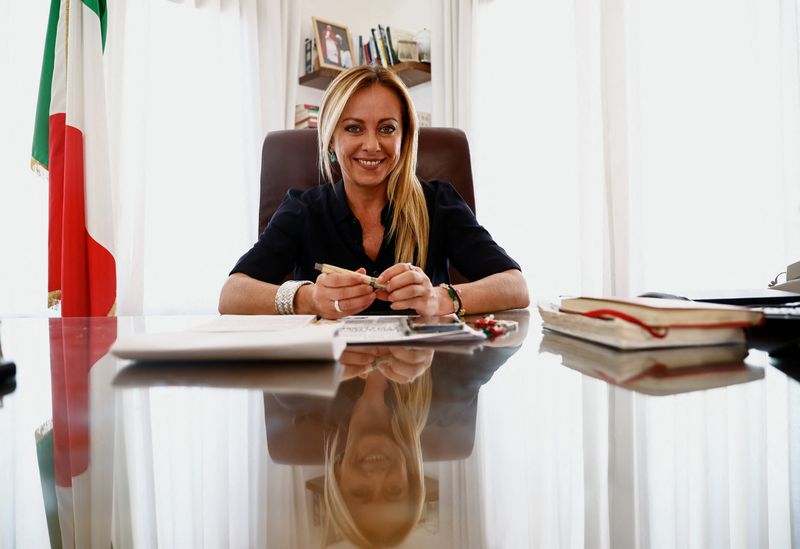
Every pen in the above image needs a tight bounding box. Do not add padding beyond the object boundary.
[314,263,389,292]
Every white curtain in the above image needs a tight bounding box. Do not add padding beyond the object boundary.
[0,0,300,318]
[432,0,478,134]
[106,0,301,316]
[469,0,800,547]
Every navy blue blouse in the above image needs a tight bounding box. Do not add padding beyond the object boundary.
[230,179,521,313]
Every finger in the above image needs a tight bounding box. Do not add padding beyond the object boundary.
[376,364,409,384]
[386,284,426,303]
[377,262,419,287]
[340,349,379,367]
[389,347,433,365]
[389,298,429,311]
[337,292,377,314]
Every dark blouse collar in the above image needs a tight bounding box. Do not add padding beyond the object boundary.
[330,179,393,227]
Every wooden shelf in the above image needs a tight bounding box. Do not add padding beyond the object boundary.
[298,62,431,91]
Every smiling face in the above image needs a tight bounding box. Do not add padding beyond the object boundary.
[337,432,411,538]
[330,84,404,194]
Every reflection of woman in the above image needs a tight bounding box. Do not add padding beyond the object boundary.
[219,65,529,319]
[324,364,432,547]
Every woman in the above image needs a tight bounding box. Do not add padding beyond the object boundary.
[219,65,528,319]
[323,353,432,547]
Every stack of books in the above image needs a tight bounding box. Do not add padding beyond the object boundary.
[539,296,765,350]
[539,331,763,396]
[295,104,319,129]
[357,25,398,67]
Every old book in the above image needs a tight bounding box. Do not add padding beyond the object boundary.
[540,331,762,395]
[539,303,747,350]
[559,296,764,328]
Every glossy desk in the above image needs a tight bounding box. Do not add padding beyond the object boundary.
[0,313,797,549]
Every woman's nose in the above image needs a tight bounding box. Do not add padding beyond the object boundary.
[361,130,380,152]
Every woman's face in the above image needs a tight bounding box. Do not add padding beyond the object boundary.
[331,84,404,193]
[337,432,411,539]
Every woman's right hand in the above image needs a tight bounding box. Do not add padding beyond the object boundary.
[297,267,376,319]
[339,346,433,383]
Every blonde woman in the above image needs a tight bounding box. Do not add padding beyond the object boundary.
[324,366,432,548]
[219,65,528,319]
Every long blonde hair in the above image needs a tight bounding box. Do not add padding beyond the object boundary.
[323,372,432,548]
[318,65,429,269]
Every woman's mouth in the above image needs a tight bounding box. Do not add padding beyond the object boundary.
[360,453,389,463]
[356,158,383,169]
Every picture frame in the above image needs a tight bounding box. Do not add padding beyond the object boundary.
[312,17,355,70]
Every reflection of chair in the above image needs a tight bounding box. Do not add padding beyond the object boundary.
[258,127,476,282]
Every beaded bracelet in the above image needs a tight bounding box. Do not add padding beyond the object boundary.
[440,283,465,317]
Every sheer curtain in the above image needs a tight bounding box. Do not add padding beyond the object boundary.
[106,0,300,316]
[0,0,299,317]
[432,0,478,134]
[470,0,800,546]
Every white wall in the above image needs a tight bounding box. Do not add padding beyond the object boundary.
[296,0,433,116]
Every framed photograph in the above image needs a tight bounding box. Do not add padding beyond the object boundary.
[312,17,354,70]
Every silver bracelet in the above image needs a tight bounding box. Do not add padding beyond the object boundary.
[275,280,312,315]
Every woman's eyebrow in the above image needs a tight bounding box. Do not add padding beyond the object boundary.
[340,117,399,124]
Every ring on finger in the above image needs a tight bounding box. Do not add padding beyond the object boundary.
[334,299,343,313]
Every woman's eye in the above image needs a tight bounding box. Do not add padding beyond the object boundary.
[344,125,362,134]
[379,125,397,134]
[385,486,403,499]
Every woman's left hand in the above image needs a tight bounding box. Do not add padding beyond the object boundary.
[376,263,444,317]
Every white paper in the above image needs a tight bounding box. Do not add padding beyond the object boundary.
[111,323,345,361]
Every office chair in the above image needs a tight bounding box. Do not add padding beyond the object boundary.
[259,127,476,283]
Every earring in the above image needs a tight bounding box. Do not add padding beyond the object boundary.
[329,150,337,164]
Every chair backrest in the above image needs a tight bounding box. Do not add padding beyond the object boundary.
[258,127,476,235]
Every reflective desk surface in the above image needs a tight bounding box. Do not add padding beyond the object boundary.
[1,312,798,549]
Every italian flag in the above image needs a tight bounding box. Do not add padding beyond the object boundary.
[32,0,116,317]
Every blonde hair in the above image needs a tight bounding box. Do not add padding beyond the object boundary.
[318,65,429,269]
[323,372,433,548]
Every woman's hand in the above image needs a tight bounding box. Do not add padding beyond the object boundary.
[297,267,376,319]
[375,263,446,317]
[339,346,433,384]
[375,347,433,384]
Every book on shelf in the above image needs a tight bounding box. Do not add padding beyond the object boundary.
[378,25,395,65]
[295,118,318,129]
[385,26,397,63]
[371,28,388,68]
[304,38,313,74]
[295,104,319,129]
[538,299,762,350]
[540,331,762,396]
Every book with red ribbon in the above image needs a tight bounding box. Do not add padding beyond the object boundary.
[539,297,765,350]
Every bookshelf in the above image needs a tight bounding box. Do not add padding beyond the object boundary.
[298,61,431,91]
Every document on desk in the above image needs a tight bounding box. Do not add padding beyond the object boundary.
[110,314,486,363]
[334,315,487,345]
[111,315,344,361]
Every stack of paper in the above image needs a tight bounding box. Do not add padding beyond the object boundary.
[111,315,345,361]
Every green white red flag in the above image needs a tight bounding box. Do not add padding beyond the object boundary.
[32,0,116,317]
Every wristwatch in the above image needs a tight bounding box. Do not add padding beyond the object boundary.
[275,280,312,315]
